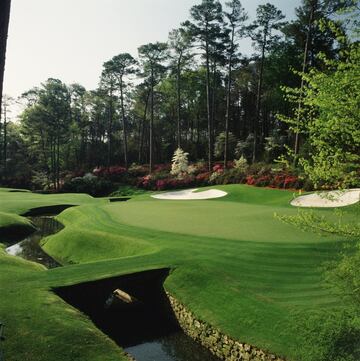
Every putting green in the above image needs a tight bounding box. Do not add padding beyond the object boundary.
[0,185,354,361]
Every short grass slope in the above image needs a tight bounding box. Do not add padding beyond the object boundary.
[0,185,355,361]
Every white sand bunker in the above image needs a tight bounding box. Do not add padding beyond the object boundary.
[291,189,360,208]
[152,188,227,200]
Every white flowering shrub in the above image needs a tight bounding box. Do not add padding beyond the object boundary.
[171,148,189,177]
[187,165,197,175]
[234,156,248,172]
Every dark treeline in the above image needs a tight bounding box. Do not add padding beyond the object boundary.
[0,0,357,189]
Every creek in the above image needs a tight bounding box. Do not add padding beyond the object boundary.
[6,215,62,268]
[5,210,220,361]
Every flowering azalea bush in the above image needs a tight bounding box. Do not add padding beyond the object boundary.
[196,172,211,186]
[62,160,306,194]
[246,175,256,186]
[93,166,128,182]
[128,163,148,177]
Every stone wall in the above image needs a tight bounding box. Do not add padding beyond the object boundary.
[167,293,286,361]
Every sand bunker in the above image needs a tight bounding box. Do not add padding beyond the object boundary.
[291,189,360,208]
[151,188,227,200]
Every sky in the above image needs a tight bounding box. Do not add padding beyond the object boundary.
[4,0,301,116]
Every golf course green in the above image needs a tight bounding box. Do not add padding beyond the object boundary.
[0,185,354,361]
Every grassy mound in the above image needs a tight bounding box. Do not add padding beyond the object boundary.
[0,185,355,360]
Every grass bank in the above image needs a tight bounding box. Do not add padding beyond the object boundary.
[0,186,356,360]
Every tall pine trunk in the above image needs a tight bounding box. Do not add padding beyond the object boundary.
[107,88,114,167]
[3,102,7,176]
[120,78,128,169]
[224,25,235,167]
[294,0,315,162]
[253,34,266,164]
[205,27,213,172]
[149,67,154,173]
[176,57,182,149]
[138,89,150,164]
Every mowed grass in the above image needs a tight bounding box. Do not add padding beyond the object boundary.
[0,185,355,360]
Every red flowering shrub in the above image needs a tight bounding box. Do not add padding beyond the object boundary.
[156,179,167,190]
[154,164,171,173]
[137,175,154,189]
[195,172,211,186]
[246,175,256,185]
[93,166,128,181]
[254,175,271,187]
[213,164,224,173]
[271,174,286,188]
[284,175,301,189]
[152,176,196,191]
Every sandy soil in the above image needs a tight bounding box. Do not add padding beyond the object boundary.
[151,188,228,200]
[291,189,360,208]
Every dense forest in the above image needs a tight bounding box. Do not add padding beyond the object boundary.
[0,0,359,193]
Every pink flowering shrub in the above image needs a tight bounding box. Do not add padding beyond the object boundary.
[93,166,128,181]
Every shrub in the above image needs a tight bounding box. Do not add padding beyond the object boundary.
[155,176,196,191]
[31,171,50,190]
[128,163,148,177]
[235,133,254,159]
[254,175,271,187]
[93,166,128,182]
[171,148,189,177]
[62,174,113,196]
[234,156,248,173]
[155,164,171,173]
[212,163,224,173]
[195,172,211,186]
[110,185,148,197]
[210,168,246,185]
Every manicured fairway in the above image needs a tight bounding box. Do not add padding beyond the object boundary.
[0,186,355,361]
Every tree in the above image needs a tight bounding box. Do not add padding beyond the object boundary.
[103,53,137,168]
[20,79,71,189]
[100,65,118,166]
[283,0,357,161]
[138,42,168,173]
[0,94,13,177]
[183,0,224,171]
[0,0,11,125]
[171,148,189,177]
[280,42,360,189]
[68,83,89,169]
[168,28,193,149]
[248,3,285,163]
[223,0,248,167]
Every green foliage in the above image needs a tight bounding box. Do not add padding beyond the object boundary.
[277,204,360,361]
[235,133,254,159]
[264,129,287,162]
[31,170,50,190]
[276,208,360,238]
[292,309,360,361]
[62,174,113,197]
[214,131,237,159]
[110,185,149,197]
[280,43,360,189]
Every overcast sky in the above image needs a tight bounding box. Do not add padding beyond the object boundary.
[4,0,301,107]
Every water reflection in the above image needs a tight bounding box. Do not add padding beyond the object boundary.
[6,216,63,268]
[125,332,220,361]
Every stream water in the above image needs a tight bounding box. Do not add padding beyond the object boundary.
[5,216,62,268]
[124,332,221,361]
[5,214,221,361]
